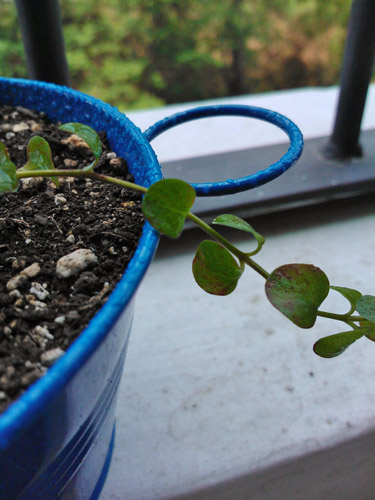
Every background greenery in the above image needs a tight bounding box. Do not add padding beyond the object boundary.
[0,0,352,110]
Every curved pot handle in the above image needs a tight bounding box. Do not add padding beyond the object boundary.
[144,104,303,197]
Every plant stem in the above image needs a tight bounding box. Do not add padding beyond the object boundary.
[88,172,147,194]
[317,310,366,323]
[16,169,148,194]
[242,254,270,279]
[346,320,360,330]
[187,212,269,279]
[16,169,86,179]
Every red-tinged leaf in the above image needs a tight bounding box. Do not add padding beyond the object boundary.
[265,263,330,328]
[192,240,243,295]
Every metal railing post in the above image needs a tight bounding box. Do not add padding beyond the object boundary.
[323,0,375,159]
[15,0,70,86]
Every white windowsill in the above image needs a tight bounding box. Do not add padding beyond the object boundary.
[100,86,375,500]
[125,85,375,162]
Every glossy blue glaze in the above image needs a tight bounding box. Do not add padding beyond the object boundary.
[0,78,161,500]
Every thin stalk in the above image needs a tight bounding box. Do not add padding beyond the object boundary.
[88,172,147,194]
[16,168,86,179]
[242,254,270,280]
[187,212,269,279]
[16,169,148,194]
[345,320,360,330]
[317,310,366,322]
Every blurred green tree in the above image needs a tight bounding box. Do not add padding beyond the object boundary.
[0,0,26,79]
[0,0,353,109]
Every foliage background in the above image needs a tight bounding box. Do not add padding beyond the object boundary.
[0,0,352,110]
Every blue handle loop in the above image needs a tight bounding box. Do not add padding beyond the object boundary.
[144,104,303,196]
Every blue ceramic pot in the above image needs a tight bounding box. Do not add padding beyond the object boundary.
[0,78,303,500]
[0,78,162,500]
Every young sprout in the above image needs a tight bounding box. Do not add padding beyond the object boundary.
[0,123,374,358]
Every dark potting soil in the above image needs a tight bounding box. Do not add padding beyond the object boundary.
[0,105,145,413]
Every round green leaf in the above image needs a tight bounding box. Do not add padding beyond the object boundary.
[142,178,196,238]
[330,286,362,315]
[19,136,59,187]
[212,214,265,255]
[60,123,102,164]
[192,240,243,295]
[356,295,375,323]
[265,263,330,328]
[313,328,367,358]
[0,142,18,193]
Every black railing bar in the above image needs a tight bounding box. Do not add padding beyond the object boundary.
[323,0,375,160]
[14,0,70,86]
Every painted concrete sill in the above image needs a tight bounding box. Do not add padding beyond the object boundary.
[100,86,375,500]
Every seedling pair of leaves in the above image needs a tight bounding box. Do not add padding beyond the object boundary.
[0,123,101,194]
[1,123,374,359]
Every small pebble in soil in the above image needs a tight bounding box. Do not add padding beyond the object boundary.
[21,262,41,278]
[63,159,78,168]
[6,274,28,291]
[30,325,54,347]
[29,121,42,133]
[29,282,49,301]
[105,152,117,159]
[14,297,24,308]
[9,290,21,301]
[20,176,45,190]
[55,193,67,205]
[56,249,98,278]
[12,257,27,270]
[40,347,65,367]
[12,122,29,133]
[26,295,47,310]
[3,326,12,336]
[61,134,90,150]
[109,158,122,168]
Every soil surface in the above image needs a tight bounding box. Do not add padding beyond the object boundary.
[0,105,144,413]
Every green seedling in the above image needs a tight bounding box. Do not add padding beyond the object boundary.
[1,124,374,359]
